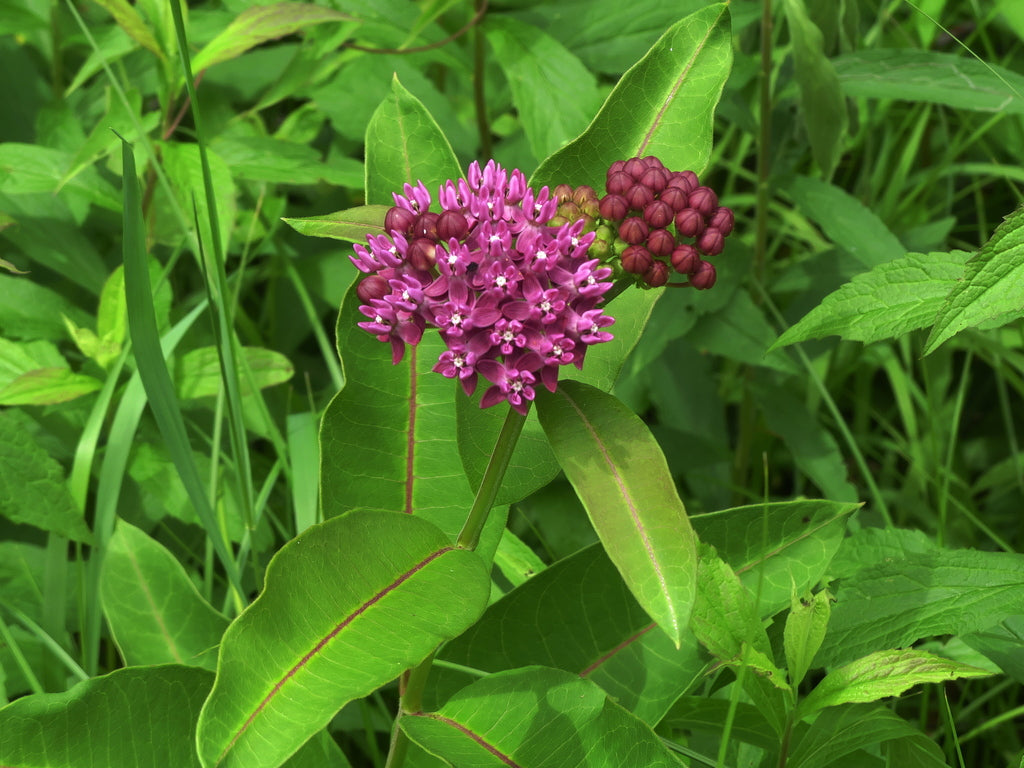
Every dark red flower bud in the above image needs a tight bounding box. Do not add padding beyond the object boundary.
[641,155,666,171]
[356,274,389,303]
[412,212,440,239]
[572,185,597,207]
[599,194,629,222]
[608,159,627,176]
[690,260,717,290]
[624,157,647,180]
[621,244,653,274]
[667,170,699,193]
[643,200,674,229]
[687,186,718,217]
[644,259,670,287]
[697,227,725,256]
[640,166,669,194]
[384,206,416,236]
[553,183,575,204]
[709,206,734,236]
[407,238,437,271]
[606,170,633,195]
[646,228,675,257]
[618,216,649,245]
[437,210,469,241]
[674,208,706,238]
[624,183,655,210]
[659,186,689,212]
[671,243,700,274]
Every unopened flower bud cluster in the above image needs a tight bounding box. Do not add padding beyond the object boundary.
[351,161,615,414]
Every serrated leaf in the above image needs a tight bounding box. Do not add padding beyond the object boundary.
[785,176,905,269]
[833,49,1024,113]
[531,3,732,190]
[0,666,211,768]
[784,589,832,687]
[175,346,294,399]
[100,521,229,669]
[404,667,679,768]
[283,205,390,242]
[798,650,991,718]
[197,510,490,768]
[364,75,462,207]
[783,0,847,177]
[692,500,856,616]
[191,3,352,72]
[485,17,602,162]
[0,366,102,405]
[88,0,165,59]
[0,410,92,542]
[815,544,1024,668]
[433,541,704,725]
[924,205,1024,353]
[210,136,362,187]
[787,704,946,768]
[772,250,970,348]
[536,380,697,647]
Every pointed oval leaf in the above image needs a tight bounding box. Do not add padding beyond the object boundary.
[531,3,732,191]
[403,667,679,768]
[100,521,229,669]
[784,589,832,688]
[175,345,294,399]
[191,3,353,73]
[536,380,697,647]
[197,510,490,768]
[0,366,102,405]
[364,76,462,207]
[433,540,704,725]
[283,205,390,242]
[0,665,211,768]
[797,649,992,719]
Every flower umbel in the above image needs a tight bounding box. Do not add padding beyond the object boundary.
[353,161,615,414]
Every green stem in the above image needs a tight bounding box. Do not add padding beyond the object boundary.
[457,405,528,550]
[472,0,491,159]
[384,404,528,768]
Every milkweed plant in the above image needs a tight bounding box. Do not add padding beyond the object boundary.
[3,2,1022,768]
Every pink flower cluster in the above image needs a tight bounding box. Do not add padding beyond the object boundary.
[351,161,615,414]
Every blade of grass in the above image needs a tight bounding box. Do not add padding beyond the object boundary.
[118,136,243,598]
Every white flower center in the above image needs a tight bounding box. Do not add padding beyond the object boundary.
[451,313,463,326]
[495,275,507,287]
[540,300,551,312]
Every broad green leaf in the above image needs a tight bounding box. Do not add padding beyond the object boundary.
[456,284,661,507]
[924,205,1024,354]
[787,704,946,768]
[798,649,991,718]
[662,696,778,751]
[492,528,547,588]
[536,380,697,647]
[833,49,1024,114]
[100,521,229,670]
[0,143,120,211]
[197,510,490,768]
[91,0,165,59]
[432,541,705,725]
[785,176,905,269]
[751,377,858,502]
[0,410,92,542]
[815,543,1024,668]
[784,589,832,687]
[175,346,294,399]
[0,666,210,768]
[0,274,91,341]
[321,287,506,552]
[531,3,732,191]
[783,0,847,177]
[191,3,352,72]
[96,267,129,356]
[772,250,970,348]
[0,366,102,405]
[364,76,462,207]
[284,205,390,242]
[210,135,363,187]
[485,17,602,162]
[161,141,236,257]
[962,615,1024,683]
[404,667,679,768]
[692,500,856,616]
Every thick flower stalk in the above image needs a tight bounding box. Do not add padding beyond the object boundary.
[351,161,615,414]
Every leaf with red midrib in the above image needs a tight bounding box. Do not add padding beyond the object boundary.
[197,510,490,768]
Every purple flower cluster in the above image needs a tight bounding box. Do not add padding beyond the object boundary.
[351,161,615,415]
